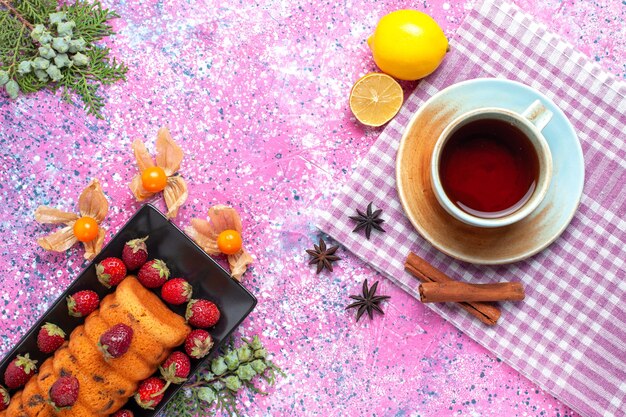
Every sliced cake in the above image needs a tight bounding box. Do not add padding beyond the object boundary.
[83,311,155,381]
[56,401,99,417]
[115,276,191,347]
[35,358,56,414]
[67,326,137,399]
[5,390,22,417]
[19,376,46,417]
[38,352,98,417]
[52,343,124,415]
[7,274,192,416]
[98,293,168,365]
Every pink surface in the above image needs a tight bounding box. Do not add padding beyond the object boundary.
[0,1,624,416]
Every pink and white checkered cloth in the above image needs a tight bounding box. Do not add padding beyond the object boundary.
[317,1,626,416]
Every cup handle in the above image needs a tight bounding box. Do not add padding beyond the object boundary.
[521,100,553,131]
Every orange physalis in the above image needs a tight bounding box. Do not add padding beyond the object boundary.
[141,166,168,193]
[216,230,243,255]
[35,179,109,260]
[185,205,253,281]
[129,127,188,218]
[73,217,99,242]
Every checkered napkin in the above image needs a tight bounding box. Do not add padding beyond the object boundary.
[317,1,626,416]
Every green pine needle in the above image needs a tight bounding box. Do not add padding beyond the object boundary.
[14,0,56,24]
[0,9,36,74]
[62,1,117,43]
[0,0,127,118]
[165,336,286,417]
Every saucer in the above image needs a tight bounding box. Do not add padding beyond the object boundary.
[396,78,584,264]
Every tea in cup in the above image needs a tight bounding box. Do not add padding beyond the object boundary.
[430,100,553,228]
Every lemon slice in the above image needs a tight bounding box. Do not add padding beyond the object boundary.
[349,73,403,127]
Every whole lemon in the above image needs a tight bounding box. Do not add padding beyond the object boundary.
[367,10,448,81]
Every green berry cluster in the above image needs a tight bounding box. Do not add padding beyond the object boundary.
[0,70,16,98]
[211,336,269,390]
[0,0,126,118]
[12,12,88,96]
[166,335,284,417]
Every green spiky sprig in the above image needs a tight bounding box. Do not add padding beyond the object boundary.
[0,0,127,118]
[165,336,286,417]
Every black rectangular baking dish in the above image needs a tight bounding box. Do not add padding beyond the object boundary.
[0,203,257,415]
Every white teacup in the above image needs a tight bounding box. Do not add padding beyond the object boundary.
[430,100,553,228]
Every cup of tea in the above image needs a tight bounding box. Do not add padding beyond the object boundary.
[430,100,553,228]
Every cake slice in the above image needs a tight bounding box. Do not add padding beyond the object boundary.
[19,376,46,417]
[7,275,191,417]
[5,390,23,417]
[16,401,28,417]
[30,358,55,417]
[115,276,191,347]
[55,401,100,417]
[36,351,98,417]
[52,343,124,415]
[19,377,40,417]
[35,358,55,407]
[67,326,137,399]
[83,311,155,381]
[99,293,168,365]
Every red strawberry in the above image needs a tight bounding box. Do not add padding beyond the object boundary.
[122,236,149,270]
[37,323,66,354]
[67,290,99,318]
[161,278,192,305]
[184,329,213,359]
[98,323,133,359]
[96,257,127,288]
[112,410,134,417]
[134,377,167,410]
[3,354,37,389]
[159,351,190,384]
[0,385,10,411]
[137,259,170,288]
[185,299,220,328]
[49,375,79,409]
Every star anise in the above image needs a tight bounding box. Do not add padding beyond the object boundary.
[346,279,391,321]
[306,238,340,274]
[349,202,385,239]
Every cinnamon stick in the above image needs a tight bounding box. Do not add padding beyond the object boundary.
[419,281,525,303]
[404,252,501,325]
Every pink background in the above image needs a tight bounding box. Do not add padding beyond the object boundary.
[1,0,624,416]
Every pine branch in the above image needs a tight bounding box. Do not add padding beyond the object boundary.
[0,9,36,75]
[166,336,284,416]
[16,70,47,92]
[215,391,242,417]
[54,46,127,118]
[83,46,128,85]
[63,1,117,43]
[0,0,127,118]
[13,0,56,24]
[0,0,32,29]
[0,0,56,28]
[67,68,105,117]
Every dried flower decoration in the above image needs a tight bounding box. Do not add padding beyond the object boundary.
[129,127,188,218]
[185,205,253,281]
[346,279,391,322]
[349,202,385,240]
[306,239,340,274]
[35,179,108,260]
